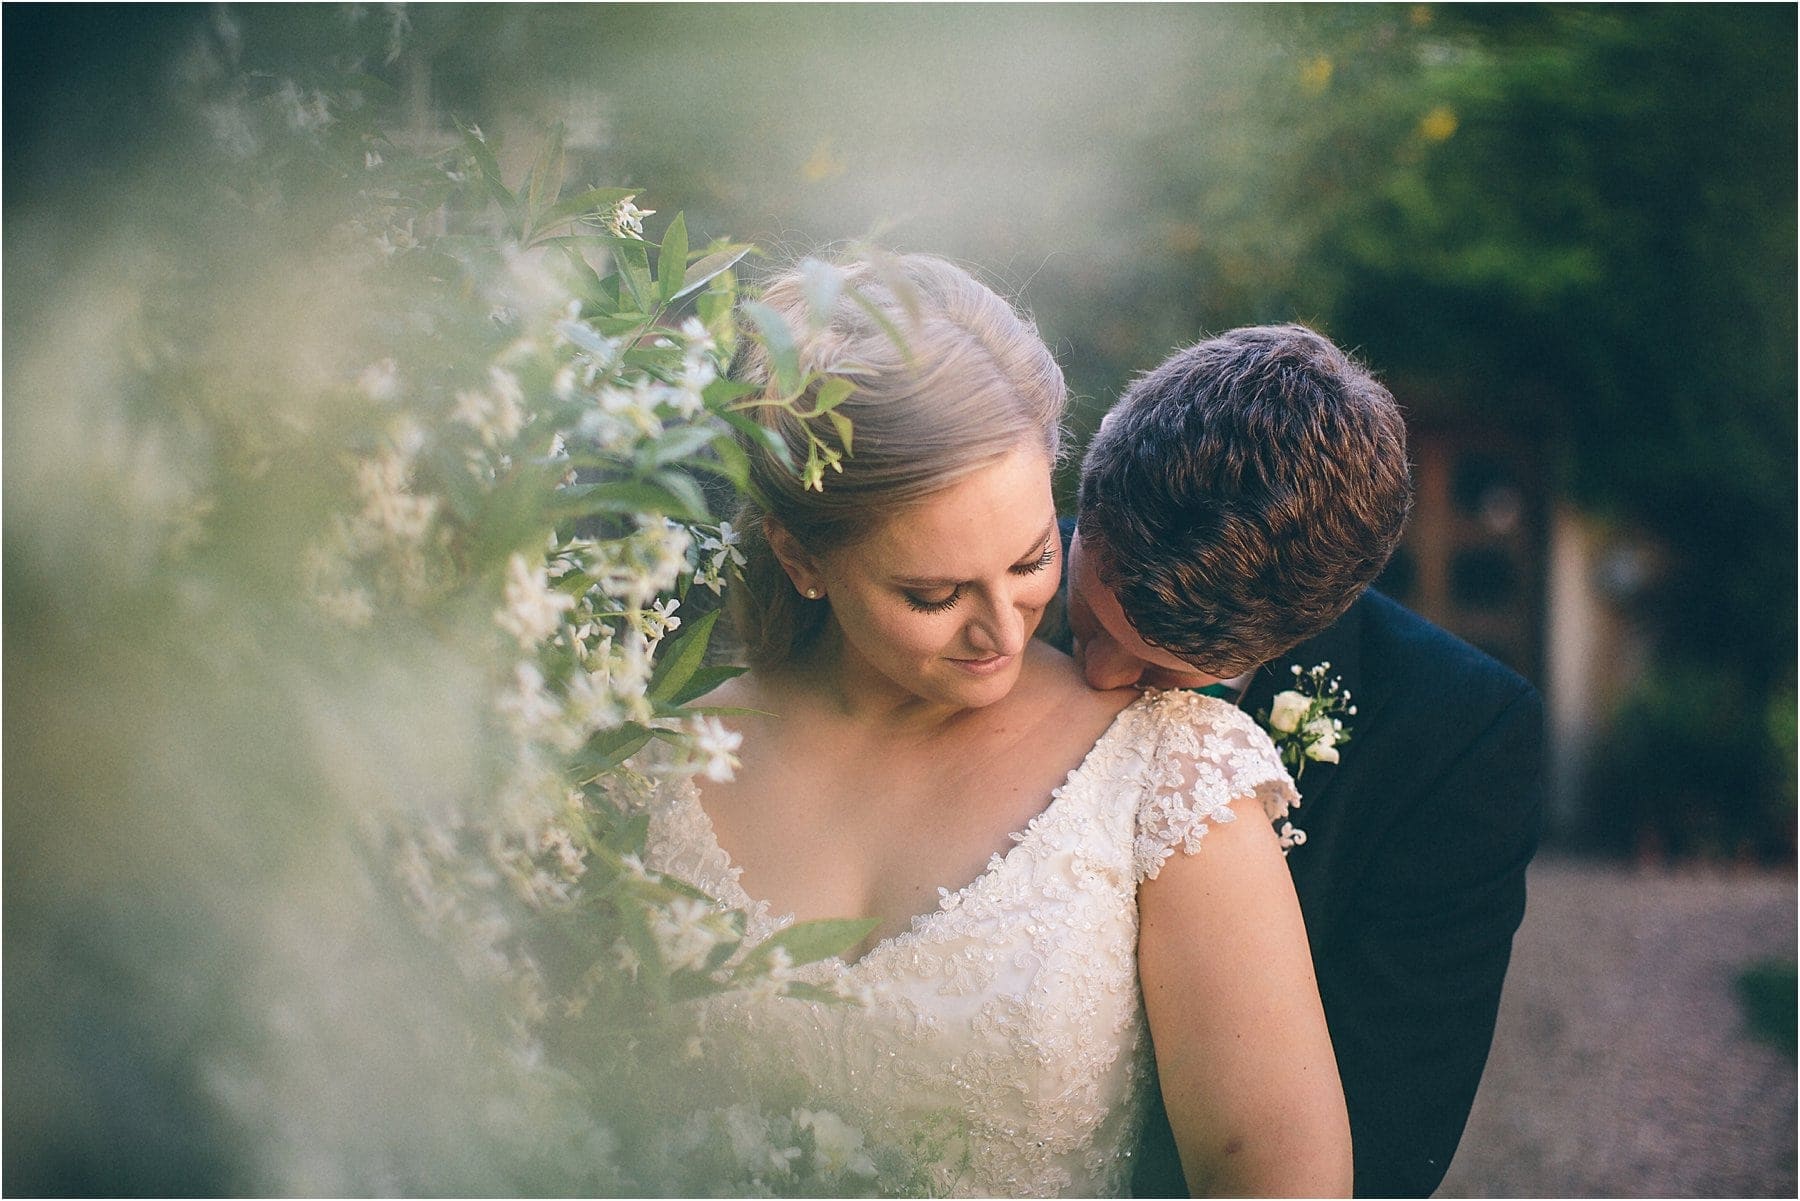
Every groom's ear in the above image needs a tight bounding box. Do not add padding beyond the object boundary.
[763,518,825,597]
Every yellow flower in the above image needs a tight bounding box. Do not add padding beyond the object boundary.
[1419,105,1459,143]
[802,141,846,183]
[1299,55,1334,95]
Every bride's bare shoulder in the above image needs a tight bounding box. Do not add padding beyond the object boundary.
[1016,641,1138,723]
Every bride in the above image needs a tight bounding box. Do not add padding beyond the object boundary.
[642,254,1350,1196]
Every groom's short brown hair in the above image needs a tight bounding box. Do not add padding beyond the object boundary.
[1076,324,1412,677]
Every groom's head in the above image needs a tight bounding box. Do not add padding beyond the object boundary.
[1071,324,1411,689]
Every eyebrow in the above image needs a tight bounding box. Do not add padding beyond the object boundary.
[891,520,1058,588]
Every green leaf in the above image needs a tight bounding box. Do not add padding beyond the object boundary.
[619,811,652,855]
[645,423,723,468]
[465,463,559,576]
[572,722,653,778]
[524,121,567,233]
[651,469,711,521]
[670,244,753,305]
[742,301,802,396]
[657,212,689,307]
[849,287,912,360]
[702,377,760,407]
[553,569,597,597]
[590,310,654,337]
[696,281,735,334]
[615,239,655,314]
[697,433,752,490]
[455,119,519,229]
[678,704,775,718]
[536,232,665,255]
[665,664,748,708]
[648,609,719,705]
[810,376,855,415]
[717,406,796,474]
[554,242,608,306]
[783,981,863,1006]
[752,917,880,968]
[548,478,707,522]
[827,409,854,455]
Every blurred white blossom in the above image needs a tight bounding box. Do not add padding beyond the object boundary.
[690,716,744,783]
[495,554,575,650]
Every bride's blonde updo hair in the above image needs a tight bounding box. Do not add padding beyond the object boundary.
[730,253,1066,668]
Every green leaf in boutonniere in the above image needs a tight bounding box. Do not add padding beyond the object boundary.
[1255,662,1357,783]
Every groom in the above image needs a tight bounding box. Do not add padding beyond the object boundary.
[1055,325,1543,1198]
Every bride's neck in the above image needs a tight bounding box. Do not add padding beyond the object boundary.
[774,626,980,738]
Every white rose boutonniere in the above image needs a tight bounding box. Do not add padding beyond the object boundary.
[1256,662,1356,783]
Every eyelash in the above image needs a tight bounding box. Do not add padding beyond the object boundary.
[903,542,1056,614]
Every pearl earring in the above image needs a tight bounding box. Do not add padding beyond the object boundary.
[804,587,821,599]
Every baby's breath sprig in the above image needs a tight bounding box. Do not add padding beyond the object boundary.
[1256,662,1357,782]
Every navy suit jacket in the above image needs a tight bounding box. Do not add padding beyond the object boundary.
[1046,529,1543,1197]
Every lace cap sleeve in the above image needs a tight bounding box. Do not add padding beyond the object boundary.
[1132,690,1300,883]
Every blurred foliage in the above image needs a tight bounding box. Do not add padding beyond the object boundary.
[1737,959,1798,1059]
[1584,660,1794,861]
[5,8,889,1193]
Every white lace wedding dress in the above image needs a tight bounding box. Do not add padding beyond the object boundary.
[642,689,1298,1197]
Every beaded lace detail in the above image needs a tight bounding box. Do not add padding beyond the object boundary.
[642,689,1297,1197]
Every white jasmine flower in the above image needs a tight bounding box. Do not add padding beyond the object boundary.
[831,975,875,1006]
[605,196,654,239]
[649,897,724,972]
[612,939,641,981]
[454,368,527,448]
[641,517,693,595]
[700,521,748,576]
[538,822,587,878]
[356,449,437,542]
[691,715,744,783]
[357,357,398,401]
[608,633,655,718]
[563,665,624,733]
[364,149,383,170]
[1268,690,1311,734]
[633,597,682,645]
[495,553,575,649]
[496,660,564,743]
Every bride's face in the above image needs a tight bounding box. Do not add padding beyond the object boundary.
[809,444,1060,710]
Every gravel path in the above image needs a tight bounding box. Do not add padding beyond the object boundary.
[1438,857,1796,1198]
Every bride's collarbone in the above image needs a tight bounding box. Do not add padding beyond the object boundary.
[696,700,1132,938]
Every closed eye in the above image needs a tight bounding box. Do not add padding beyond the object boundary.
[904,587,962,614]
[1012,541,1056,576]
[901,530,1055,614]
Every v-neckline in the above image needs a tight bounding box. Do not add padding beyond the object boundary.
[674,692,1158,971]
